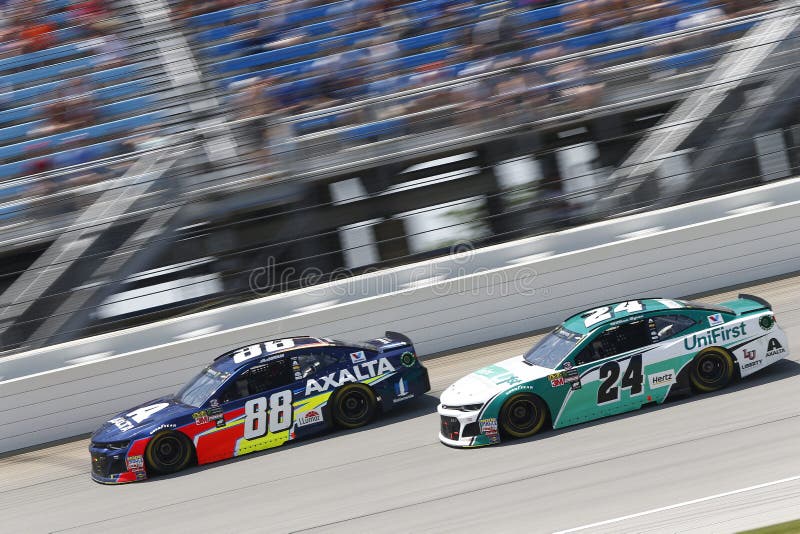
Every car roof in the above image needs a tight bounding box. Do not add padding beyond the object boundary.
[562,298,731,334]
[211,336,334,372]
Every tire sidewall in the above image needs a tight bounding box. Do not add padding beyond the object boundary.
[332,383,377,429]
[690,347,735,393]
[145,431,194,475]
[499,393,548,439]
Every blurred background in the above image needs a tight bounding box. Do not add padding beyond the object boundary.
[0,0,797,353]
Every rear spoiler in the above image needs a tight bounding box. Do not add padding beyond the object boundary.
[385,331,412,345]
[738,293,772,310]
[367,331,413,353]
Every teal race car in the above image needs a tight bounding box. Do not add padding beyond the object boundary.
[438,295,789,447]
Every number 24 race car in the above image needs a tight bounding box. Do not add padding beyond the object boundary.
[90,332,430,484]
[438,294,789,447]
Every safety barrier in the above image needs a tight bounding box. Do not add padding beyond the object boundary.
[2,177,800,452]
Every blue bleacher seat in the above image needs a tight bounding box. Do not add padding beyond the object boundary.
[0,111,162,161]
[660,47,715,69]
[0,135,135,179]
[187,2,265,27]
[2,64,140,111]
[0,41,88,74]
[0,120,46,143]
[344,118,407,141]
[0,83,151,125]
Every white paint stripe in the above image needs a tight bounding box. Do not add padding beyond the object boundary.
[65,352,114,365]
[554,474,800,533]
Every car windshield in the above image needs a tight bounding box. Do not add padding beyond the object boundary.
[523,327,582,368]
[175,367,230,407]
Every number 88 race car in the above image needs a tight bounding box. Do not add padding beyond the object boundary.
[90,333,430,483]
[438,294,788,447]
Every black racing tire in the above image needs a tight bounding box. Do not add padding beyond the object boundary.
[332,383,377,429]
[145,431,194,475]
[499,393,548,439]
[690,347,735,393]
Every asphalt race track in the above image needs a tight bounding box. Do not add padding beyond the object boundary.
[2,274,800,533]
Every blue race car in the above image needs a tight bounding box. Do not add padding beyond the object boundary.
[89,333,430,483]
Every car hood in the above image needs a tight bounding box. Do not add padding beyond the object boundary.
[440,355,554,406]
[91,396,194,443]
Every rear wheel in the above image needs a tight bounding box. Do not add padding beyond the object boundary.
[332,383,377,429]
[690,347,735,393]
[145,431,194,475]
[499,393,548,439]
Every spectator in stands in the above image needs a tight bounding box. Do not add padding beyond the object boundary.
[548,54,604,110]
[232,77,274,163]
[451,45,495,124]
[92,26,128,68]
[61,78,97,126]
[32,78,97,136]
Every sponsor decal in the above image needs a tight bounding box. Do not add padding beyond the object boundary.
[306,357,395,395]
[109,417,133,433]
[126,455,145,472]
[497,374,523,386]
[743,348,756,361]
[296,409,323,427]
[610,314,644,326]
[742,360,762,369]
[648,370,675,389]
[258,353,285,364]
[563,361,573,370]
[479,418,500,443]
[647,318,659,342]
[476,365,522,386]
[350,351,366,364]
[193,399,225,428]
[683,324,747,351]
[760,315,774,330]
[570,381,582,391]
[550,377,566,388]
[563,369,580,384]
[393,377,414,403]
[400,351,417,367]
[149,424,177,435]
[766,338,786,358]
[707,313,724,327]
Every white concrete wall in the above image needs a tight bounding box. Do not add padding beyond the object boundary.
[2,180,800,453]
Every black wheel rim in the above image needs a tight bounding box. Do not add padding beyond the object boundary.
[339,390,369,423]
[697,353,726,385]
[506,398,537,433]
[154,435,184,468]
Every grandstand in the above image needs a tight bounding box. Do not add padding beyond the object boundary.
[0,0,797,352]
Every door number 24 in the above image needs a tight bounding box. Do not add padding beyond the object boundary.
[597,354,643,404]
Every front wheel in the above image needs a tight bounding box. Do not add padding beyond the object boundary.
[499,393,548,439]
[690,347,735,393]
[145,431,194,475]
[332,383,377,429]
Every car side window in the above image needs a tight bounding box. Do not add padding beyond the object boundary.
[219,358,292,403]
[575,320,653,364]
[294,350,340,380]
[651,314,695,340]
